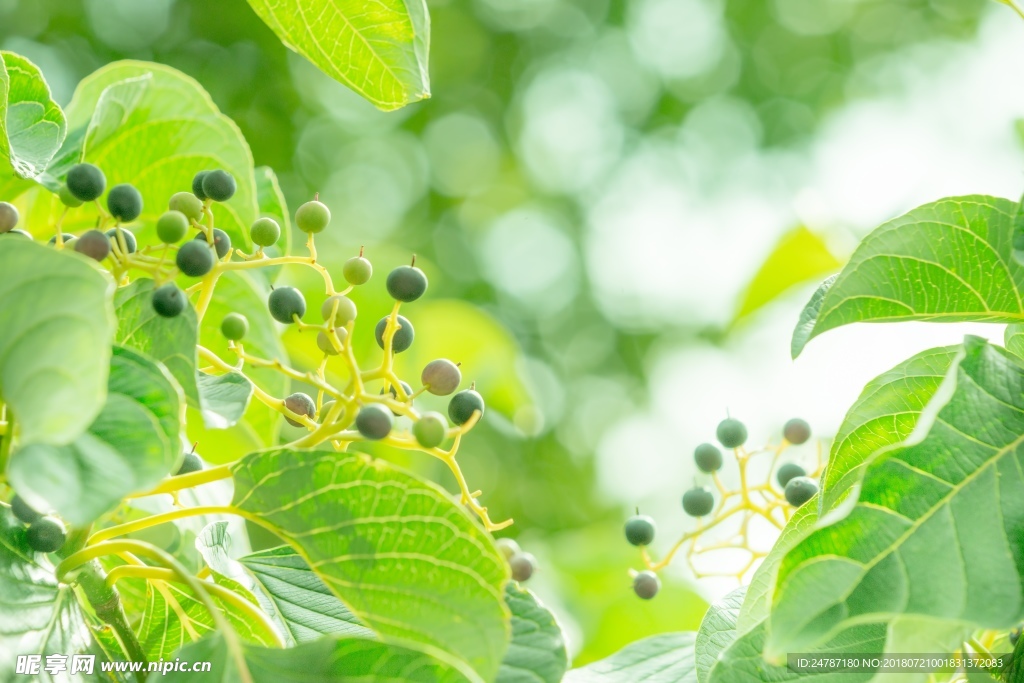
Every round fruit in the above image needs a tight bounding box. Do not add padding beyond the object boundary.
[374,315,414,353]
[295,199,330,233]
[0,201,18,232]
[380,382,414,413]
[414,412,448,449]
[169,191,205,222]
[196,228,231,259]
[633,570,660,600]
[495,537,520,560]
[268,287,306,324]
[785,476,818,507]
[448,388,485,426]
[624,515,656,546]
[107,183,143,222]
[176,240,216,277]
[682,487,714,517]
[10,495,41,524]
[783,418,811,445]
[4,229,31,239]
[316,328,348,355]
[421,359,461,396]
[157,211,190,243]
[26,516,66,553]
[58,185,83,208]
[251,217,281,247]
[221,312,248,341]
[152,283,186,318]
[283,392,316,428]
[509,552,537,582]
[74,229,111,261]
[106,227,137,254]
[320,295,357,324]
[176,450,204,475]
[202,170,236,203]
[694,443,723,473]
[66,163,106,202]
[717,418,748,449]
[776,462,806,489]
[386,264,428,302]
[47,233,76,246]
[192,170,211,200]
[355,404,393,440]
[343,255,372,285]
[319,400,336,422]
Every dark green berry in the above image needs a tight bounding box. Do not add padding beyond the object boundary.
[268,286,306,324]
[66,163,106,202]
[414,412,448,449]
[784,476,818,507]
[107,184,143,222]
[495,537,520,560]
[633,570,660,599]
[320,295,357,324]
[176,240,216,277]
[317,328,348,355]
[107,227,137,254]
[717,418,747,449]
[176,450,204,475]
[0,201,18,232]
[374,315,414,353]
[380,382,414,414]
[295,199,330,233]
[74,229,111,261]
[682,487,714,517]
[251,217,281,247]
[509,552,536,582]
[192,171,211,200]
[48,233,76,246]
[386,264,428,302]
[26,516,66,553]
[196,228,231,259]
[58,185,83,208]
[10,495,41,524]
[448,388,485,426]
[152,283,186,318]
[776,463,806,489]
[421,359,461,396]
[783,418,811,445]
[343,255,372,285]
[221,312,248,340]
[283,392,316,428]
[624,515,656,546]
[202,170,236,203]
[694,443,723,473]
[169,191,204,222]
[157,211,190,243]
[355,404,393,440]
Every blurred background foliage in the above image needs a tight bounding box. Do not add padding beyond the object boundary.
[2,0,1018,664]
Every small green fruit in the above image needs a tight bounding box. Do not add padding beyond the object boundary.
[268,286,306,324]
[202,170,236,202]
[196,228,232,259]
[421,359,461,396]
[106,227,137,254]
[694,443,723,473]
[157,211,190,244]
[152,283,186,318]
[0,202,16,232]
[509,552,537,582]
[717,418,747,449]
[48,233,76,246]
[220,313,248,340]
[192,171,211,201]
[251,217,281,247]
[283,392,316,428]
[624,515,656,546]
[10,495,41,524]
[495,537,520,560]
[176,450,204,475]
[374,315,414,353]
[58,185,83,209]
[320,295,357,324]
[107,183,143,222]
[682,487,714,517]
[784,476,818,507]
[176,240,216,277]
[169,191,204,222]
[633,570,660,599]
[355,404,393,440]
[295,199,331,233]
[413,412,448,448]
[386,264,428,302]
[783,418,811,445]
[27,516,66,553]
[74,229,111,261]
[316,328,348,355]
[66,163,106,202]
[343,255,372,285]
[448,389,484,426]
[776,462,806,489]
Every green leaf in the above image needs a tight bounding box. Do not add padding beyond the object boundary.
[497,583,568,683]
[8,345,181,526]
[767,336,1024,657]
[0,51,66,185]
[695,588,745,683]
[1006,323,1024,360]
[196,372,253,429]
[245,0,430,111]
[792,195,1021,357]
[229,449,510,681]
[563,632,697,683]
[0,239,114,446]
[732,226,842,325]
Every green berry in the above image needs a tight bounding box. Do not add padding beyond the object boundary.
[251,217,281,247]
[343,255,373,285]
[176,240,216,277]
[784,476,818,507]
[152,283,186,318]
[380,382,414,415]
[509,552,536,582]
[107,183,143,222]
[106,227,137,254]
[176,450,204,475]
[624,515,656,546]
[421,359,461,396]
[319,400,336,422]
[355,404,393,440]
[169,191,204,222]
[192,171,211,201]
[694,443,723,473]
[196,228,231,259]
[10,495,41,524]
[74,229,111,261]
[682,487,714,517]
[317,328,348,355]
[268,286,306,324]
[66,163,106,202]
[776,462,806,489]
[633,570,660,599]
[0,202,17,233]
[221,312,248,341]
[295,199,330,233]
[374,315,414,353]
[386,264,428,302]
[202,170,236,203]
[58,185,83,208]
[283,392,316,428]
[26,516,66,553]
[495,537,520,560]
[157,211,190,243]
[48,233,76,246]
[320,295,357,324]
[717,418,747,449]
[783,418,811,445]
[414,412,448,448]
[448,388,484,426]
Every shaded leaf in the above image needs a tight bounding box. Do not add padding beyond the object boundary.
[695,587,744,683]
[0,51,66,185]
[497,583,568,683]
[563,632,697,683]
[196,372,253,429]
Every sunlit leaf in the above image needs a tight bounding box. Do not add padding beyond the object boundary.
[563,632,697,683]
[497,583,568,683]
[0,51,66,196]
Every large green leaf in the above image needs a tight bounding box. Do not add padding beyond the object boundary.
[497,583,568,683]
[792,196,1020,357]
[563,632,697,683]
[0,240,114,446]
[767,336,1024,656]
[229,449,510,681]
[245,0,430,111]
[196,372,253,429]
[695,588,745,683]
[0,51,66,192]
[8,346,181,525]
[1006,323,1024,360]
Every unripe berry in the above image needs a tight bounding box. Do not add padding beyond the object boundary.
[694,443,723,473]
[355,404,393,440]
[386,264,428,302]
[374,315,414,353]
[509,552,536,582]
[176,450,204,475]
[283,392,316,428]
[633,570,660,599]
[26,516,66,553]
[202,170,236,202]
[784,476,818,507]
[0,202,16,233]
[106,227,137,254]
[220,313,248,341]
[624,515,656,546]
[192,171,211,201]
[682,487,714,517]
[196,228,231,259]
[66,163,106,202]
[316,328,348,355]
[152,283,186,318]
[58,185,83,209]
[421,359,461,396]
[295,199,330,233]
[783,418,811,445]
[107,183,143,222]
[716,418,747,449]
[74,229,111,261]
[776,462,806,489]
[268,287,306,324]
[176,241,216,277]
[448,389,484,426]
[157,211,190,244]
[343,255,372,285]
[251,217,281,247]
[169,191,204,222]
[320,295,357,324]
[413,412,448,449]
[10,495,41,524]
[495,537,520,560]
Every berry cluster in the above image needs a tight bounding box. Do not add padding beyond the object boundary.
[9,495,67,554]
[624,416,823,599]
